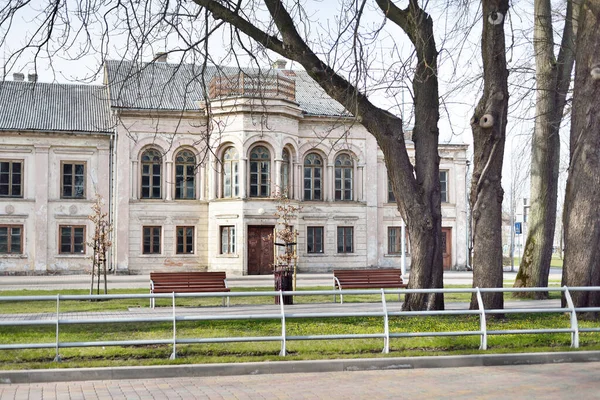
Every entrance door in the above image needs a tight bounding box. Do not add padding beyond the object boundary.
[247,225,275,275]
[441,227,452,270]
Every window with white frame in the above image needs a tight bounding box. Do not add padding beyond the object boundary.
[337,226,353,253]
[303,153,323,201]
[222,147,239,198]
[440,170,448,203]
[141,149,162,199]
[388,177,396,203]
[175,149,196,199]
[334,154,353,201]
[281,148,291,196]
[220,226,236,254]
[249,146,270,197]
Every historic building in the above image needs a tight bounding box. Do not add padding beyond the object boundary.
[0,60,469,275]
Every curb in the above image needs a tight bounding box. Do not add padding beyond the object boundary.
[2,351,600,384]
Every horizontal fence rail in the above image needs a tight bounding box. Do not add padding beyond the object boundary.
[0,286,599,361]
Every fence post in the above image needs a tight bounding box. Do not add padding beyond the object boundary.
[475,288,487,350]
[279,290,287,356]
[54,294,61,362]
[381,289,390,354]
[563,286,579,348]
[170,292,177,359]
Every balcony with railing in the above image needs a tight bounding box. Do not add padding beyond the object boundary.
[209,73,296,102]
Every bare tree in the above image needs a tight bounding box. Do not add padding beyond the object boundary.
[514,0,580,298]
[469,0,509,310]
[561,0,600,312]
[1,0,483,311]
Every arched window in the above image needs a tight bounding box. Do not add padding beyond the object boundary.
[222,147,239,198]
[334,154,353,201]
[303,153,323,201]
[249,146,270,197]
[281,148,291,196]
[175,149,196,199]
[141,148,162,199]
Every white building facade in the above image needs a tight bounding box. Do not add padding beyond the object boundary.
[0,61,469,275]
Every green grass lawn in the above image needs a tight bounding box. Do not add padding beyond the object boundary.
[0,285,598,370]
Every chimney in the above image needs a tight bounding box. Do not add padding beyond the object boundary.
[273,59,287,69]
[13,73,24,81]
[154,52,168,62]
[27,72,38,82]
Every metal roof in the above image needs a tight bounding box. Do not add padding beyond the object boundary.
[104,60,349,117]
[0,81,113,134]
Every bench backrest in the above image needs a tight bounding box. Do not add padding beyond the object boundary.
[333,269,404,285]
[150,272,227,289]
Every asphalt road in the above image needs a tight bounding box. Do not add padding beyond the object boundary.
[2,361,599,399]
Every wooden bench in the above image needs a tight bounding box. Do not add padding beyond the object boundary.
[333,269,407,303]
[150,272,230,308]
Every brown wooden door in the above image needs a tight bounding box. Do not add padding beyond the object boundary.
[441,227,452,270]
[247,226,274,275]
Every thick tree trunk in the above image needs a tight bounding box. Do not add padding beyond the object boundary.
[514,0,578,299]
[197,0,445,310]
[562,1,600,314]
[469,0,509,310]
[377,2,443,311]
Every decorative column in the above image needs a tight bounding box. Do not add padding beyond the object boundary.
[357,164,365,202]
[326,164,334,201]
[239,158,247,198]
[199,164,206,201]
[274,159,282,195]
[165,161,173,201]
[212,158,220,200]
[33,145,50,272]
[131,160,138,200]
[295,163,302,201]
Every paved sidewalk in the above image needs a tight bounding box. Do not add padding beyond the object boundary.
[0,268,564,291]
[2,361,599,399]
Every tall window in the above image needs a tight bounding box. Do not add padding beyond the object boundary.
[388,177,396,203]
[337,227,353,253]
[59,225,86,254]
[220,226,236,254]
[0,160,23,198]
[143,226,161,254]
[281,148,291,196]
[176,226,194,254]
[249,146,270,197]
[304,153,322,201]
[141,149,162,199]
[334,154,353,201]
[440,170,448,203]
[306,226,324,254]
[0,225,22,254]
[61,162,86,199]
[388,227,409,254]
[222,147,239,198]
[175,149,196,199]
